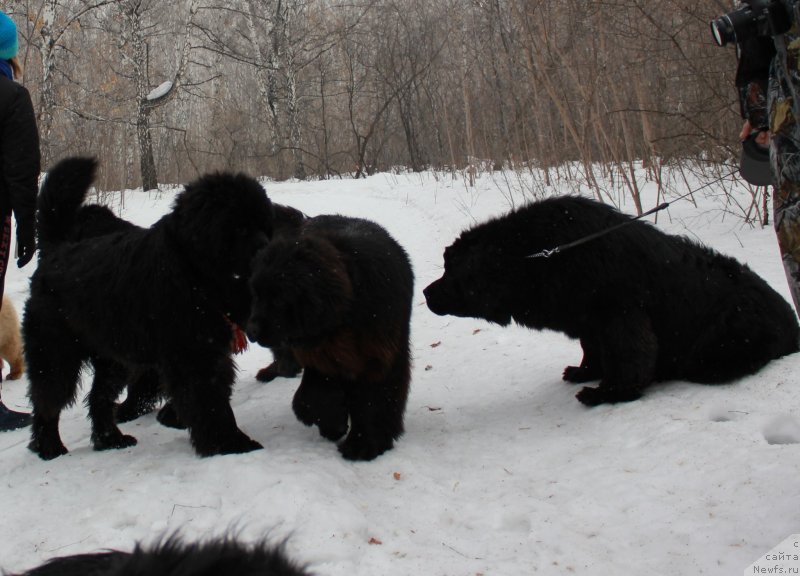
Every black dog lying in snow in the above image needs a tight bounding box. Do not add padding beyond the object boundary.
[424,195,800,405]
[9,536,311,576]
[24,157,273,459]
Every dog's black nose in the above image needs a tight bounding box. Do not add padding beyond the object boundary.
[422,281,437,302]
[246,322,260,342]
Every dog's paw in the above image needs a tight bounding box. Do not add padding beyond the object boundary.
[563,366,602,384]
[115,401,156,424]
[563,365,599,384]
[293,399,348,442]
[318,419,349,442]
[255,365,279,383]
[338,432,393,461]
[217,436,263,456]
[576,386,643,406]
[256,361,301,383]
[29,438,68,460]
[197,429,263,457]
[292,398,319,428]
[156,403,186,429]
[92,430,138,451]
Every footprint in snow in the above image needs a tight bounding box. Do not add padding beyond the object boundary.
[707,404,748,423]
[763,415,800,445]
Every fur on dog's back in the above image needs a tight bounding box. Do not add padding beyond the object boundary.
[10,536,311,576]
[451,195,799,363]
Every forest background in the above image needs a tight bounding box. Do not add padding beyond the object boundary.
[5,0,742,210]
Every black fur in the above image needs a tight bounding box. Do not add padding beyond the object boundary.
[424,195,800,406]
[247,215,414,460]
[253,203,306,384]
[67,201,303,424]
[255,346,303,383]
[24,157,273,459]
[9,535,310,576]
[119,203,307,422]
[80,202,305,425]
[64,202,164,424]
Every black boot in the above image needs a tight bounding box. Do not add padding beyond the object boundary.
[0,400,31,431]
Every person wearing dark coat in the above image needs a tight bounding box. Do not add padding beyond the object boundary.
[0,10,39,431]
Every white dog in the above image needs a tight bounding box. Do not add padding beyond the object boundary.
[0,296,24,380]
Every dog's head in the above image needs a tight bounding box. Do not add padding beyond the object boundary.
[247,235,353,348]
[169,171,273,279]
[163,171,274,325]
[424,233,515,326]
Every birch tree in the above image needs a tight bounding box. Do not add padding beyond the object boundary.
[116,0,198,191]
[11,0,113,165]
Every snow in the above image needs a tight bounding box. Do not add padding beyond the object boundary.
[1,168,799,575]
[146,81,173,101]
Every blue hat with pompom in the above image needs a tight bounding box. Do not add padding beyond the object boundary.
[0,12,18,61]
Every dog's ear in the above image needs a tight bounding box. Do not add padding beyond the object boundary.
[272,203,306,236]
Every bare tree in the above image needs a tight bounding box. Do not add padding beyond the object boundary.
[7,0,741,191]
[6,0,114,165]
[114,0,198,191]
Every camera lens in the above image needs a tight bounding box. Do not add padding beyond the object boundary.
[710,15,735,46]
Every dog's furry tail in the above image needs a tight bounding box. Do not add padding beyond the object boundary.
[37,157,98,250]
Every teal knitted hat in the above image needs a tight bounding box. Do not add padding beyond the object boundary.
[0,12,18,61]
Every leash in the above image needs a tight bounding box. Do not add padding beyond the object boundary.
[526,172,739,259]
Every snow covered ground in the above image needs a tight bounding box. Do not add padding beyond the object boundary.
[0,167,798,575]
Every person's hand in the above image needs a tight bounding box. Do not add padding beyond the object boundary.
[740,120,770,146]
[16,218,36,268]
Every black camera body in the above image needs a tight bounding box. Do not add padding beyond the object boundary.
[711,0,793,46]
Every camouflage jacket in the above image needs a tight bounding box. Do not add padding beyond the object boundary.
[736,36,775,130]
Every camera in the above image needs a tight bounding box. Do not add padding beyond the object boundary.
[710,0,792,46]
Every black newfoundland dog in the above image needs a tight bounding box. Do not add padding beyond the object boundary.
[247,215,414,461]
[67,202,304,427]
[424,195,800,406]
[24,157,273,459]
[112,203,306,428]
[10,536,310,576]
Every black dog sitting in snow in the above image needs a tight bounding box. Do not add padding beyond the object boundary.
[247,215,414,461]
[10,535,310,576]
[424,195,800,406]
[24,157,273,459]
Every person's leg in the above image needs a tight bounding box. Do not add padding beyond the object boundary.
[769,65,800,318]
[0,392,30,431]
[0,214,27,431]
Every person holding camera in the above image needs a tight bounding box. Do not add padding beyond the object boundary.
[714,2,800,318]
